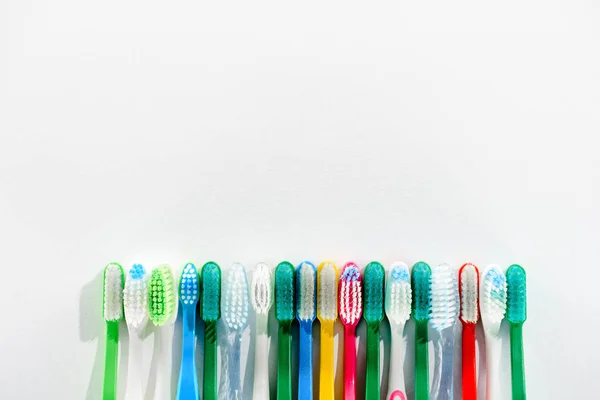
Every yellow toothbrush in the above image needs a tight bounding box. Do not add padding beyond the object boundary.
[317,261,338,400]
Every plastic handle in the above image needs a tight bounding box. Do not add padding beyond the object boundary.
[461,324,477,400]
[510,324,526,400]
[386,325,407,400]
[319,320,336,400]
[125,331,144,400]
[102,321,120,400]
[156,324,175,400]
[431,327,455,400]
[177,309,198,400]
[298,322,314,400]
[415,321,430,400]
[277,323,293,400]
[365,323,381,400]
[203,321,218,400]
[226,332,243,400]
[485,333,502,400]
[253,314,270,400]
[343,325,357,400]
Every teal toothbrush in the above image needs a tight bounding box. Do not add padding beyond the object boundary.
[507,264,527,400]
[364,262,385,400]
[102,262,124,400]
[275,261,295,400]
[412,261,432,400]
[201,262,221,400]
[177,263,200,400]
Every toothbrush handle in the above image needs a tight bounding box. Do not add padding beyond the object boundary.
[125,332,144,400]
[298,322,314,400]
[177,309,198,400]
[277,323,293,400]
[253,315,270,400]
[415,321,430,400]
[203,320,218,400]
[319,320,336,400]
[343,325,357,400]
[461,324,477,400]
[510,324,526,400]
[157,325,175,400]
[102,321,120,400]
[432,327,455,400]
[227,332,243,400]
[485,334,502,400]
[365,323,381,400]
[387,326,407,400]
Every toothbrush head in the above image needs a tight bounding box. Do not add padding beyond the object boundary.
[251,262,273,316]
[201,262,221,322]
[459,263,479,325]
[296,261,317,323]
[385,262,412,326]
[103,262,124,322]
[338,262,363,327]
[411,261,432,323]
[148,266,177,326]
[480,265,507,333]
[222,262,250,332]
[317,261,338,322]
[179,263,199,309]
[430,263,459,330]
[123,263,149,332]
[364,261,385,324]
[506,264,526,325]
[275,261,295,324]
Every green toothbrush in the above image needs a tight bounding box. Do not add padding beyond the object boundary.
[507,264,527,400]
[275,261,295,400]
[201,262,221,400]
[412,261,432,400]
[364,261,385,400]
[102,262,124,400]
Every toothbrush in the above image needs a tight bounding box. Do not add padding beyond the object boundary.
[338,262,363,400]
[250,262,274,400]
[123,264,149,400]
[385,262,411,400]
[480,265,507,400]
[411,261,432,400]
[275,261,295,400]
[364,262,385,400]
[222,262,250,400]
[148,265,178,400]
[176,263,200,400]
[296,261,317,400]
[201,262,221,400]
[317,261,338,400]
[459,263,479,400]
[430,263,459,400]
[506,264,527,400]
[102,262,124,400]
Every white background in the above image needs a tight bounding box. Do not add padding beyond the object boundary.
[1,0,599,399]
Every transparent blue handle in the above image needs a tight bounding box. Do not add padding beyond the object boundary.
[227,332,243,400]
[177,308,199,400]
[298,322,313,400]
[431,327,455,400]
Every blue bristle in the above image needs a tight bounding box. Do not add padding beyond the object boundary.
[179,263,199,306]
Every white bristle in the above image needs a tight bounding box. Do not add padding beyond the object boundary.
[223,262,250,332]
[251,262,273,315]
[460,264,479,323]
[430,263,459,330]
[339,267,362,326]
[298,262,316,322]
[123,265,149,331]
[385,262,412,325]
[317,263,338,321]
[103,263,123,322]
[481,265,507,326]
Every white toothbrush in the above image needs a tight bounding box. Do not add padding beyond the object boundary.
[250,262,273,400]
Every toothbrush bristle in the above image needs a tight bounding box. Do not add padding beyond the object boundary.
[459,263,479,324]
[297,261,317,322]
[201,262,221,322]
[103,263,124,322]
[385,262,412,325]
[411,261,432,322]
[148,266,177,326]
[506,264,527,324]
[124,263,148,330]
[179,263,199,307]
[338,262,363,326]
[251,262,273,316]
[481,265,507,324]
[317,262,338,322]
[275,261,295,323]
[223,263,250,331]
[364,262,385,323]
[430,263,459,330]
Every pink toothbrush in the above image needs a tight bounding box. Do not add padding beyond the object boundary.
[338,262,363,400]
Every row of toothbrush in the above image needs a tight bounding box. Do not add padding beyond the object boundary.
[102,260,527,400]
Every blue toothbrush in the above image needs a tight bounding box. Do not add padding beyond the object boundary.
[296,261,317,400]
[177,263,200,400]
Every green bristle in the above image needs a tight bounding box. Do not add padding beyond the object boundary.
[364,261,385,323]
[202,261,221,322]
[412,261,432,322]
[506,264,527,324]
[148,266,177,326]
[275,261,295,323]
